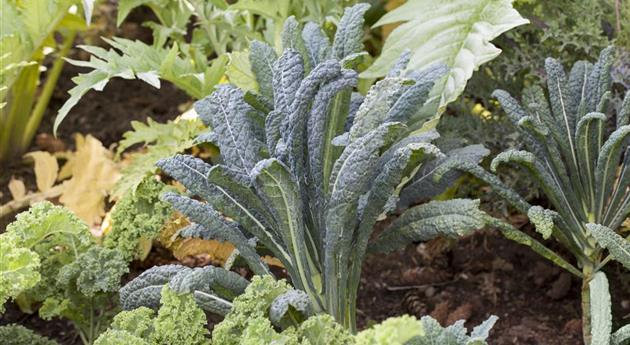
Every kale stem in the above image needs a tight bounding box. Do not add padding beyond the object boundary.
[89,300,95,345]
[581,264,593,345]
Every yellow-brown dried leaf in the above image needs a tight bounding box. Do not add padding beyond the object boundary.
[59,134,120,225]
[173,238,236,264]
[24,151,59,192]
[8,177,26,200]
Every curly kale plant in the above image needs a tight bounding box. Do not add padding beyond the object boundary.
[0,324,59,345]
[120,3,491,332]
[197,274,497,344]
[104,176,174,261]
[0,202,129,344]
[94,285,209,345]
[438,47,630,344]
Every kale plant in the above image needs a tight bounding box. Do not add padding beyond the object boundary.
[0,324,60,345]
[437,47,630,345]
[120,4,491,332]
[0,202,129,344]
[94,285,209,345]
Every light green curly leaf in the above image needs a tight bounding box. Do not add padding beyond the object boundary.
[0,235,41,313]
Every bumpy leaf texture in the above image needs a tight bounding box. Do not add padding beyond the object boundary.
[137,4,488,328]
[441,47,630,268]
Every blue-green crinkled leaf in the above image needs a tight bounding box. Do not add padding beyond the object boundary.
[167,265,248,315]
[611,324,630,345]
[307,70,358,198]
[327,122,407,251]
[269,289,313,327]
[369,199,486,253]
[331,3,369,60]
[576,112,607,201]
[302,22,331,68]
[120,265,188,310]
[250,40,277,101]
[281,16,304,54]
[285,60,344,178]
[369,199,485,251]
[194,85,264,174]
[595,125,630,216]
[585,47,615,114]
[249,158,317,296]
[206,164,277,232]
[120,264,248,316]
[346,141,442,315]
[586,223,630,270]
[527,206,557,240]
[273,50,305,115]
[161,192,269,276]
[387,49,412,78]
[545,57,577,140]
[589,272,612,345]
[386,65,447,126]
[348,78,407,143]
[157,156,279,249]
[156,154,214,198]
[399,144,489,208]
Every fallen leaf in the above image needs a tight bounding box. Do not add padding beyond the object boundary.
[57,152,75,181]
[262,256,284,268]
[24,151,59,192]
[8,177,26,200]
[59,134,120,225]
[173,238,236,264]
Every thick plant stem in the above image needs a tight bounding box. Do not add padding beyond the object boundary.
[581,264,594,345]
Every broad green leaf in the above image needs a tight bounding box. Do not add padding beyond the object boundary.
[226,50,258,93]
[362,0,528,113]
